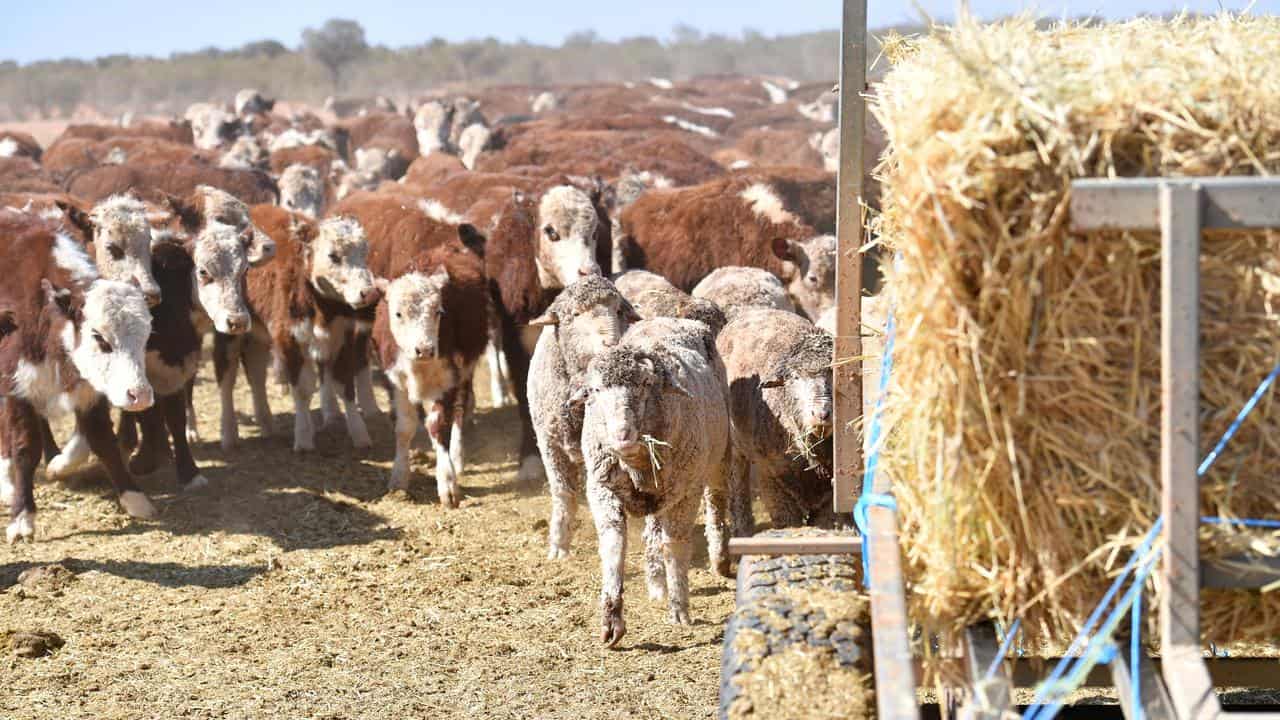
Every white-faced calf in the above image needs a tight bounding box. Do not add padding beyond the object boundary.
[0,211,156,542]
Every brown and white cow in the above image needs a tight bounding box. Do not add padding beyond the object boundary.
[0,210,156,542]
[214,208,379,452]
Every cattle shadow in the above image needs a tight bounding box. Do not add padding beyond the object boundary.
[0,557,265,591]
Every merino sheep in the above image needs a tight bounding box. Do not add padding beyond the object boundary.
[575,318,732,646]
[528,276,639,559]
[691,265,795,320]
[717,308,835,532]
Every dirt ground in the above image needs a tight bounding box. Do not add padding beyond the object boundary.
[1,362,736,719]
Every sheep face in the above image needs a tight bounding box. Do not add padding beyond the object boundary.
[761,332,834,441]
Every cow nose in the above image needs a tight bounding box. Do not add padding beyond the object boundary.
[415,344,434,359]
[225,314,250,334]
[578,261,601,277]
[126,386,154,411]
[144,289,162,307]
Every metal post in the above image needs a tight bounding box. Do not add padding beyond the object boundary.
[1157,182,1221,720]
[834,0,867,515]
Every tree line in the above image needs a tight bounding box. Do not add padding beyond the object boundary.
[0,18,921,121]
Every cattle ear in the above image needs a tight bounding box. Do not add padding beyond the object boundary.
[42,279,78,322]
[512,189,527,205]
[430,266,451,285]
[238,226,255,251]
[771,237,796,262]
[162,193,201,233]
[56,200,95,242]
[0,308,16,339]
[456,223,486,257]
[527,310,559,328]
[374,277,390,294]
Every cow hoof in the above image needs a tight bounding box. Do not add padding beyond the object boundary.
[182,475,209,491]
[648,583,668,602]
[547,546,569,561]
[186,428,200,445]
[118,491,157,519]
[6,511,34,544]
[516,455,545,484]
[293,441,315,453]
[439,488,461,509]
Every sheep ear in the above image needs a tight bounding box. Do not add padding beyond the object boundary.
[771,237,796,261]
[620,298,642,323]
[527,311,559,327]
[568,383,589,407]
[759,368,788,390]
[664,374,694,398]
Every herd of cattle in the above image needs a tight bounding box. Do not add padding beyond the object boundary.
[0,75,877,645]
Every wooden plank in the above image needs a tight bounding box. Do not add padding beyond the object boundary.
[925,657,1280,690]
[957,623,1013,720]
[867,504,919,720]
[727,536,863,557]
[1071,177,1280,231]
[1157,182,1222,720]
[832,0,867,515]
[1111,651,1177,720]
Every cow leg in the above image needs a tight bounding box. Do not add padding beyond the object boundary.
[331,338,370,450]
[117,411,139,454]
[657,495,697,625]
[290,362,318,452]
[79,400,155,519]
[500,311,542,483]
[449,379,468,481]
[214,332,241,451]
[3,399,41,543]
[352,331,380,419]
[162,392,205,490]
[39,419,60,464]
[46,429,93,480]
[184,378,200,444]
[388,388,417,492]
[426,394,459,508]
[586,484,627,647]
[127,408,171,477]
[240,339,273,436]
[318,367,341,430]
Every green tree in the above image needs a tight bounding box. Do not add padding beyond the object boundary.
[302,19,368,89]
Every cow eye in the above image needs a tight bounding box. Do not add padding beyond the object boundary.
[436,308,445,316]
[328,252,341,264]
[198,269,213,285]
[92,332,112,354]
[394,311,402,320]
[107,245,125,261]
[543,225,560,242]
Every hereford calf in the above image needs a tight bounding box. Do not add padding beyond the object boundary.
[575,318,732,646]
[0,211,156,542]
[617,175,837,320]
[374,241,487,506]
[718,308,835,532]
[119,224,253,489]
[216,208,379,452]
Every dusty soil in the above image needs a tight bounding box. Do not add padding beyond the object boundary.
[1,362,735,719]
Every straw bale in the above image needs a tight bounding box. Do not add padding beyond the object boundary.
[871,13,1280,648]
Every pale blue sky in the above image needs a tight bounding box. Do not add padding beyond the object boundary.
[2,0,1275,64]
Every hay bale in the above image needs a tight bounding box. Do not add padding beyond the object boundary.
[871,13,1280,648]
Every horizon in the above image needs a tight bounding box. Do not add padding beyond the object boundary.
[3,0,1276,66]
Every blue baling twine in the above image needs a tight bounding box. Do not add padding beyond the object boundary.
[983,618,1023,681]
[854,303,897,588]
[1023,359,1280,720]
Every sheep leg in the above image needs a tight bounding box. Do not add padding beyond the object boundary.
[388,389,417,492]
[214,332,241,451]
[544,447,581,560]
[241,339,273,436]
[703,456,733,578]
[728,450,754,539]
[587,484,627,647]
[760,468,807,529]
[658,495,698,625]
[642,514,667,601]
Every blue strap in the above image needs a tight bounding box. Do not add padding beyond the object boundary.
[1202,516,1280,529]
[983,618,1023,681]
[1198,361,1280,476]
[854,302,897,588]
